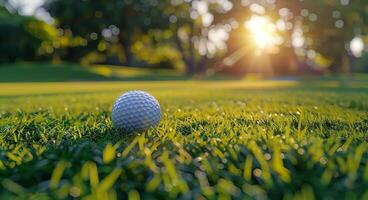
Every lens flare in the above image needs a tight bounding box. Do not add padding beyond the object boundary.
[245,15,280,49]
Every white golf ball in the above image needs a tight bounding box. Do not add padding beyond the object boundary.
[111,90,161,132]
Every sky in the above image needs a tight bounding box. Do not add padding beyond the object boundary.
[9,0,53,23]
[11,0,44,15]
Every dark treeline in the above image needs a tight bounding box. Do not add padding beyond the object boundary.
[0,0,367,75]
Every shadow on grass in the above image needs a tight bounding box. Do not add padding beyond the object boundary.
[0,62,189,83]
[0,89,125,100]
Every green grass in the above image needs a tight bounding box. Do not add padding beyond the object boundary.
[0,80,367,199]
[0,63,185,82]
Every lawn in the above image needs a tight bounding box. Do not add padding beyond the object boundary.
[0,80,367,199]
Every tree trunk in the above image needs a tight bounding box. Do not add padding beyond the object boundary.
[173,27,195,75]
[197,56,208,75]
[185,59,196,75]
[284,28,306,74]
[290,48,303,73]
[121,38,133,66]
[347,52,355,78]
[187,22,196,74]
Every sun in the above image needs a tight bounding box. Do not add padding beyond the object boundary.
[245,15,279,49]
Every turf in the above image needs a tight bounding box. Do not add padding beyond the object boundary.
[0,80,367,199]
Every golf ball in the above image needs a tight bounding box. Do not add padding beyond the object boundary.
[111,90,161,132]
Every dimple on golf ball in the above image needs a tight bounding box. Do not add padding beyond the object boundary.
[111,90,161,132]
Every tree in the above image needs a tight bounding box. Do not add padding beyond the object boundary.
[44,0,106,62]
[0,4,57,63]
[273,0,368,73]
[215,0,368,75]
[103,0,170,66]
[161,0,233,74]
[44,0,170,66]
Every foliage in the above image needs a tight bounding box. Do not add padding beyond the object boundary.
[0,80,367,199]
[44,0,171,66]
[130,30,183,70]
[43,0,107,61]
[0,7,57,62]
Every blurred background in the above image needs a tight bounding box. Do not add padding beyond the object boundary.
[0,0,367,81]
